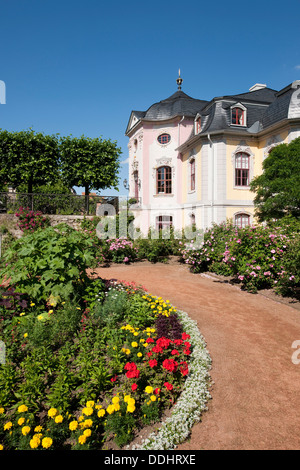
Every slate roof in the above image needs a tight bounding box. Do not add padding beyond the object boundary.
[142,90,208,121]
[126,82,300,141]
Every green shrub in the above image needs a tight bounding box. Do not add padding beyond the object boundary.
[1,224,94,303]
[179,220,236,275]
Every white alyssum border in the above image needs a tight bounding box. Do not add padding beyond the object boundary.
[131,308,212,450]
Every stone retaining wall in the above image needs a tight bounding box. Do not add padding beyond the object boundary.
[0,214,95,238]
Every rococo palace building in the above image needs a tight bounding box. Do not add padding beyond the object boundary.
[125,73,300,235]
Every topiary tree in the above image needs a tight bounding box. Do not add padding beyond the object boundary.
[0,129,60,194]
[59,135,121,214]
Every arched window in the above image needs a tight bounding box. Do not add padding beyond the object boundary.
[190,158,195,191]
[235,213,250,228]
[156,166,172,194]
[156,215,173,231]
[235,152,250,186]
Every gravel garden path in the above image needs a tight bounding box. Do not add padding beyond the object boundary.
[91,261,300,450]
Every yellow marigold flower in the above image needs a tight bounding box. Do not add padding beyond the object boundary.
[54,415,63,424]
[128,397,135,406]
[113,403,120,412]
[48,408,57,418]
[137,352,142,357]
[30,436,40,449]
[82,407,93,416]
[22,425,31,436]
[0,444,3,450]
[81,419,93,428]
[0,408,4,415]
[125,349,131,355]
[145,386,153,394]
[131,342,138,348]
[97,409,105,418]
[140,338,145,343]
[48,310,53,314]
[20,312,25,316]
[69,420,78,431]
[86,401,94,408]
[112,396,119,404]
[150,395,157,402]
[133,332,139,336]
[18,417,25,426]
[4,422,12,431]
[127,404,135,413]
[106,404,115,415]
[124,395,130,403]
[30,302,35,307]
[83,429,91,437]
[34,425,43,433]
[18,405,28,413]
[78,434,86,445]
[24,333,28,338]
[42,437,53,449]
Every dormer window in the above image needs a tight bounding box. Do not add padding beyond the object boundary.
[195,115,202,134]
[231,104,247,126]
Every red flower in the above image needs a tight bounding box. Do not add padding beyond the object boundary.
[183,348,191,355]
[173,339,183,346]
[182,332,190,340]
[110,375,117,382]
[164,382,173,391]
[184,341,191,348]
[131,383,138,391]
[152,345,163,354]
[171,349,179,356]
[146,337,154,344]
[154,387,160,395]
[162,359,178,372]
[180,361,189,376]
[148,359,158,368]
[156,337,171,349]
[124,362,140,379]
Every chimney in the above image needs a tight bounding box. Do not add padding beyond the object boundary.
[249,83,267,92]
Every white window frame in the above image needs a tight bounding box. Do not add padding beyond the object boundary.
[230,103,247,127]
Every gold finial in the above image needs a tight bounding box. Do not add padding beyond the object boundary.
[176,68,183,90]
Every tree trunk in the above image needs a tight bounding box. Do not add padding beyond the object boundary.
[28,177,33,210]
[85,184,89,215]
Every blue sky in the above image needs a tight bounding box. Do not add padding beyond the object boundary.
[0,0,299,196]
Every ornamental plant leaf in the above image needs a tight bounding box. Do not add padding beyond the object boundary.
[1,224,94,302]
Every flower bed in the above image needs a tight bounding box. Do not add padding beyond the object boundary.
[179,218,300,295]
[0,279,211,450]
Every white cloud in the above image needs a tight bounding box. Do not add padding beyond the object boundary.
[294,65,300,70]
[120,157,129,164]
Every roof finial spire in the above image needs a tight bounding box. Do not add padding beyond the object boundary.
[176,68,183,90]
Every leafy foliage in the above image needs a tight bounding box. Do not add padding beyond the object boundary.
[1,224,94,302]
[59,135,121,212]
[0,129,60,193]
[250,137,300,221]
